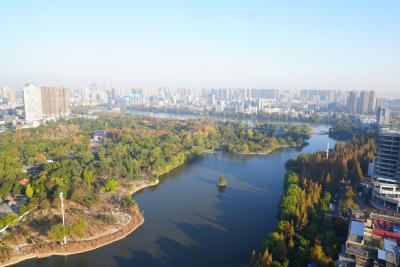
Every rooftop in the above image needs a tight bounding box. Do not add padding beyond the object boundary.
[380,127,400,136]
[94,130,106,136]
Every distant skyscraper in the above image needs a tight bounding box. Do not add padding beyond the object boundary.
[300,89,335,103]
[250,89,279,100]
[346,91,359,113]
[358,90,377,114]
[23,84,43,122]
[0,85,17,108]
[346,90,377,114]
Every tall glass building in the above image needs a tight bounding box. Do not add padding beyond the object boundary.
[371,127,400,211]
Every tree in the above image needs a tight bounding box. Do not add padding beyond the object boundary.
[25,184,34,198]
[120,196,136,208]
[288,237,294,249]
[217,176,227,187]
[341,186,359,212]
[103,178,118,192]
[324,173,332,189]
[354,160,363,183]
[49,224,66,241]
[79,151,94,164]
[247,129,254,139]
[83,169,95,186]
[279,184,301,220]
[0,214,18,228]
[241,143,249,153]
[285,172,298,187]
[35,153,47,163]
[320,191,331,212]
[261,249,273,265]
[309,242,332,266]
[345,186,355,198]
[69,219,87,238]
[273,239,288,261]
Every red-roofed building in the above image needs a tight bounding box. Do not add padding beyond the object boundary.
[19,178,29,186]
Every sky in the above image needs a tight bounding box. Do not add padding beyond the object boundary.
[0,0,399,95]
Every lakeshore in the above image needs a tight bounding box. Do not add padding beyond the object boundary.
[0,143,302,267]
[1,116,316,267]
[0,179,160,267]
[0,207,143,267]
[13,130,334,267]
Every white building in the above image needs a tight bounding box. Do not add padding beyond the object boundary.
[23,84,43,123]
[215,100,225,113]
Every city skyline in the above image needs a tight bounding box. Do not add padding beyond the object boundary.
[1,1,399,95]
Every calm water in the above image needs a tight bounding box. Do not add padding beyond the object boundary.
[16,129,334,267]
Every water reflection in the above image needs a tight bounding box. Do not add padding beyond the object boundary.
[217,186,226,194]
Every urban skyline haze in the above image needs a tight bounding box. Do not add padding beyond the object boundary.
[1,0,399,95]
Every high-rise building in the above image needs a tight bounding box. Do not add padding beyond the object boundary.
[41,87,70,119]
[23,84,70,124]
[358,91,377,114]
[371,127,400,211]
[250,89,279,100]
[300,89,335,103]
[23,84,43,122]
[376,107,390,126]
[0,85,17,108]
[346,90,378,114]
[346,91,359,113]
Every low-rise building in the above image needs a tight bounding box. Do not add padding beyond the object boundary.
[339,212,400,267]
[93,130,106,143]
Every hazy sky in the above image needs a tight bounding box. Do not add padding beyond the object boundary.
[1,0,399,95]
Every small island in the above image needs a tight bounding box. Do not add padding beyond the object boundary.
[217,176,228,187]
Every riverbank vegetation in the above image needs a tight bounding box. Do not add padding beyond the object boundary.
[126,106,333,124]
[249,136,376,267]
[0,115,311,263]
[328,116,376,141]
[0,116,311,203]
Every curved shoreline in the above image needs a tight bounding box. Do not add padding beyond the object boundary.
[0,144,303,267]
[1,213,144,267]
[0,179,160,267]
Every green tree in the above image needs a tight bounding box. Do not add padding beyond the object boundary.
[25,184,34,198]
[49,224,66,241]
[0,214,18,228]
[217,176,227,186]
[120,196,136,208]
[103,178,118,192]
[83,169,95,186]
[69,219,88,238]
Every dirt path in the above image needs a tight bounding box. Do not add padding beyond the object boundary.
[0,179,160,267]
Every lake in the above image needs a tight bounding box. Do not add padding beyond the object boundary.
[15,128,335,267]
